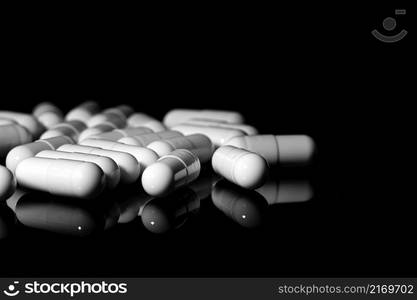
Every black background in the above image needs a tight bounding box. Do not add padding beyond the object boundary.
[0,2,415,277]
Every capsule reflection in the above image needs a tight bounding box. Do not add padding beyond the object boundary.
[116,189,153,223]
[14,191,120,236]
[212,180,268,228]
[188,169,221,201]
[6,188,28,212]
[141,188,199,234]
[212,178,314,228]
[256,178,314,205]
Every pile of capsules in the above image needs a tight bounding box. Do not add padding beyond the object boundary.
[0,101,315,204]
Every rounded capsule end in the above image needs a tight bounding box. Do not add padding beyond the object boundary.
[142,163,174,196]
[233,153,268,189]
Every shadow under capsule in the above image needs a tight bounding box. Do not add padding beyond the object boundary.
[13,190,120,237]
[140,188,200,234]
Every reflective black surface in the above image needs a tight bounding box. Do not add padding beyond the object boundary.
[0,165,321,275]
[2,156,413,278]
[2,168,317,236]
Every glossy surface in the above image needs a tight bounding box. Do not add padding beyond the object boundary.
[14,191,119,237]
[141,189,199,233]
[212,181,268,228]
[0,166,328,276]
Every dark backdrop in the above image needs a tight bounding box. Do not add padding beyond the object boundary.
[1,3,414,277]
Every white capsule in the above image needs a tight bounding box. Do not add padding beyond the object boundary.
[147,134,213,163]
[36,150,121,189]
[40,120,86,142]
[163,109,244,127]
[171,124,245,147]
[184,119,258,135]
[212,145,268,189]
[58,144,140,184]
[90,127,154,141]
[36,111,65,129]
[87,112,127,128]
[256,179,313,205]
[0,166,16,202]
[33,102,60,117]
[118,131,183,147]
[0,118,16,126]
[45,122,83,142]
[5,136,74,173]
[79,139,158,169]
[16,157,105,198]
[0,111,45,138]
[142,149,201,196]
[78,123,118,142]
[127,113,166,132]
[33,102,64,129]
[0,124,33,158]
[103,105,134,119]
[65,101,100,123]
[225,134,315,166]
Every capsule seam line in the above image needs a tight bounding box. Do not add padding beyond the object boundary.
[163,155,189,177]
